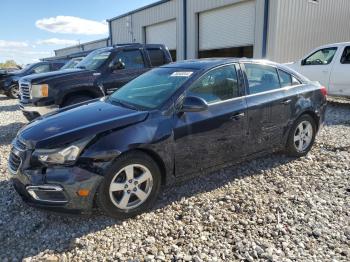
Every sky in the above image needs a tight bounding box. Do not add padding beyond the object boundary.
[0,0,156,65]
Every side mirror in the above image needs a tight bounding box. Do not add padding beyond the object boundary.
[110,60,125,71]
[179,96,208,113]
[301,59,306,66]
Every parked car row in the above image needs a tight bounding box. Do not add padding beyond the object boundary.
[0,60,66,98]
[8,44,327,218]
[18,44,172,121]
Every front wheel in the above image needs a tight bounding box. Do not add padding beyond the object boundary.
[286,114,317,157]
[6,84,19,99]
[97,151,161,219]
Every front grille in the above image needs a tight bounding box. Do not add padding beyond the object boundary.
[8,151,22,173]
[20,82,31,100]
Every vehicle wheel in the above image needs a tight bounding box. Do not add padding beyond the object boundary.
[97,151,161,219]
[63,95,93,107]
[286,114,316,157]
[6,85,19,99]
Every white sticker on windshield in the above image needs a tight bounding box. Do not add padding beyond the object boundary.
[170,71,193,77]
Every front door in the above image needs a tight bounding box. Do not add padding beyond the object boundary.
[173,64,248,176]
[102,48,149,94]
[298,47,338,90]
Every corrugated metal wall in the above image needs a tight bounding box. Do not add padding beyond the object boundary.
[109,0,264,60]
[267,0,350,63]
[54,38,109,57]
[55,46,82,57]
[110,0,183,59]
[83,39,109,51]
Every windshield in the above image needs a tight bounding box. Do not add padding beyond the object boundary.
[75,49,111,70]
[61,58,83,70]
[110,67,196,110]
[15,63,32,74]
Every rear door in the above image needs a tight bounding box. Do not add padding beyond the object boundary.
[329,45,350,96]
[102,48,149,94]
[174,64,248,176]
[243,63,288,152]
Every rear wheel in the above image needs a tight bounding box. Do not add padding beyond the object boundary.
[63,95,93,107]
[6,84,19,99]
[97,151,161,219]
[286,114,316,157]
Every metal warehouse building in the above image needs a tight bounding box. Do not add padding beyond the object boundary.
[55,0,350,63]
[54,38,110,57]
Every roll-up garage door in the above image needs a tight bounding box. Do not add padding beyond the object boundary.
[146,20,176,50]
[198,0,255,58]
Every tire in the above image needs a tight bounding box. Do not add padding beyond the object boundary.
[6,84,19,99]
[285,114,317,157]
[63,95,93,107]
[97,151,162,219]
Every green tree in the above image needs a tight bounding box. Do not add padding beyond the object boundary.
[0,60,20,69]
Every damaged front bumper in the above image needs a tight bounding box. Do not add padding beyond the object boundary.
[10,166,103,215]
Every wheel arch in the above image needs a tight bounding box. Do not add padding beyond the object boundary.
[131,148,167,186]
[298,110,320,131]
[59,88,101,107]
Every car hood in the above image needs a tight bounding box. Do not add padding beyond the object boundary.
[21,68,90,83]
[19,99,149,149]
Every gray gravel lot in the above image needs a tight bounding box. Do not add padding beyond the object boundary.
[0,95,349,261]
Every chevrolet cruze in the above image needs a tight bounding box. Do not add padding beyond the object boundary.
[9,59,327,219]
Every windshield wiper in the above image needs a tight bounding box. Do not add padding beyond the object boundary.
[76,66,86,69]
[110,98,139,111]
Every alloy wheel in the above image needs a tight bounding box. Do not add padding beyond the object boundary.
[294,120,313,152]
[109,164,153,210]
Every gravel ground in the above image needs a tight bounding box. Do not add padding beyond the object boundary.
[0,95,349,262]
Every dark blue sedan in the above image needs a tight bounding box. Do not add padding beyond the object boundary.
[9,58,327,218]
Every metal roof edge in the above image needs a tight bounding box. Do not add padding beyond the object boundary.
[107,0,172,22]
[54,38,109,52]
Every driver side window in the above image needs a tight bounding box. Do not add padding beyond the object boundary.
[187,65,239,104]
[304,47,337,66]
[110,50,145,70]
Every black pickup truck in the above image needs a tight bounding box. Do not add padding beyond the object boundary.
[19,44,172,121]
[0,61,66,99]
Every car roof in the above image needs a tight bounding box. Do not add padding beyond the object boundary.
[162,58,279,70]
[318,42,350,48]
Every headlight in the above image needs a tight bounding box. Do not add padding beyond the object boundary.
[33,137,93,165]
[31,84,48,98]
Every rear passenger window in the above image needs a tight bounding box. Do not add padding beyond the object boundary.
[117,50,145,69]
[147,48,166,66]
[278,70,292,87]
[188,65,239,104]
[340,46,350,64]
[245,63,280,94]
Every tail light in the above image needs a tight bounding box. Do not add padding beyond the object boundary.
[320,86,327,97]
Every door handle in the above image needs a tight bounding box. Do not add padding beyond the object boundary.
[280,99,292,105]
[231,112,245,120]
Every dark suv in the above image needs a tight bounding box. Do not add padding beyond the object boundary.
[0,61,66,98]
[19,44,172,121]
